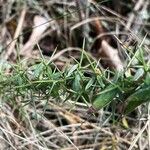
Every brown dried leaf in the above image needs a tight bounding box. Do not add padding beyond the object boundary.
[20,15,49,55]
[100,40,124,71]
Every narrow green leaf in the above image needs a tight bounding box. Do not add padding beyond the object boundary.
[133,68,144,81]
[145,73,150,85]
[72,73,82,92]
[125,86,150,114]
[33,63,44,78]
[93,85,119,110]
[85,77,95,90]
[66,64,78,77]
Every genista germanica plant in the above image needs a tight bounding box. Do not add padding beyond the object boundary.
[0,47,149,115]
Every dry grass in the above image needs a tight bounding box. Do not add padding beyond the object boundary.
[0,0,150,149]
